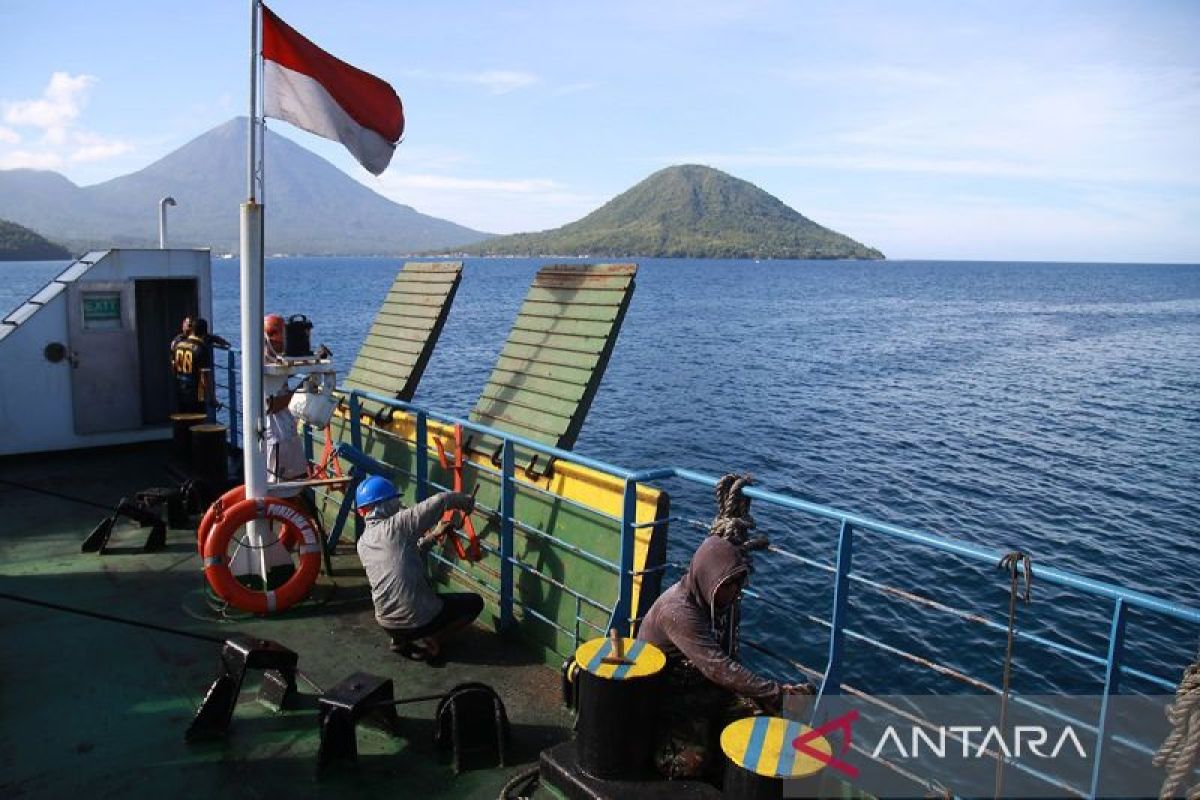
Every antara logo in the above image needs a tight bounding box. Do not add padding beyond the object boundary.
[792,710,861,779]
[870,725,1088,760]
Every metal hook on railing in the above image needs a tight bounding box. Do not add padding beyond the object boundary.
[998,551,1033,604]
[523,454,555,482]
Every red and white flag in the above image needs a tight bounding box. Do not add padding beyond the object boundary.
[261,5,404,175]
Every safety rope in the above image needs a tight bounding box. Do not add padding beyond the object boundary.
[995,550,1033,799]
[1154,657,1200,800]
[0,477,116,511]
[0,590,328,694]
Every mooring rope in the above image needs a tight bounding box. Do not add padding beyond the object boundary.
[709,473,758,546]
[1154,657,1200,800]
[995,550,1033,800]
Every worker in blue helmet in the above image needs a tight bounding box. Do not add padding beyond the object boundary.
[354,475,482,662]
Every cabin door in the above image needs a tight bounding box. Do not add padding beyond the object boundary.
[135,278,198,425]
[67,281,142,434]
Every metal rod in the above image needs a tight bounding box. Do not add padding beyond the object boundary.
[246,0,258,201]
[816,519,854,711]
[158,196,175,248]
[499,439,515,630]
[1089,598,1127,798]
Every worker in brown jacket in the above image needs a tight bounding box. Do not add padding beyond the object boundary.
[638,535,809,777]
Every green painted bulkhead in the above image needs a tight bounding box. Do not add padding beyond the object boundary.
[312,262,669,667]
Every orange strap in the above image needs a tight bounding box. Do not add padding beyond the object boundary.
[437,423,481,562]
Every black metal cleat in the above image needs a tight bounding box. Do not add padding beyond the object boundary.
[434,682,509,774]
[81,496,168,554]
[185,635,299,742]
[316,671,403,775]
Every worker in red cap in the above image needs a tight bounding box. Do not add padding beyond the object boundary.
[262,314,306,490]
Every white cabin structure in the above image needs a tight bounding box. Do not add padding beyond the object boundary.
[0,249,213,456]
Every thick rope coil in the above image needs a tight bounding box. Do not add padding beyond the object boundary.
[709,473,758,547]
[1154,659,1200,800]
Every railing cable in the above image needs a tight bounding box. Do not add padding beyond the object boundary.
[995,550,1033,799]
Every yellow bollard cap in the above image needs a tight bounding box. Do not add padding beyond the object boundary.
[573,635,665,681]
[720,716,832,779]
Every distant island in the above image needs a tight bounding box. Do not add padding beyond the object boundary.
[0,218,71,261]
[458,164,883,260]
[0,119,881,260]
[0,117,487,256]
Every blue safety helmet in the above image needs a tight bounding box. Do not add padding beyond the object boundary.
[355,475,399,509]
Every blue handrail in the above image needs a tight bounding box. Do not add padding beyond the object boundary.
[222,379,1198,798]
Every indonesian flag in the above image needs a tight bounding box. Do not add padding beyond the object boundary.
[261,5,404,175]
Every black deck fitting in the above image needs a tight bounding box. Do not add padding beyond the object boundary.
[434,682,509,774]
[80,496,167,554]
[185,635,299,742]
[316,671,404,774]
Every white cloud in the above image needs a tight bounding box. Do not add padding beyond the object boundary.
[0,150,64,170]
[369,171,602,233]
[382,174,560,193]
[3,72,95,135]
[460,70,539,94]
[71,140,133,163]
[1,72,134,172]
[402,68,540,94]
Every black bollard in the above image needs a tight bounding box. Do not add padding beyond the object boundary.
[720,717,829,800]
[170,412,207,463]
[573,631,666,780]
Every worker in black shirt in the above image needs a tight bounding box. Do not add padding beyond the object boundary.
[171,318,213,414]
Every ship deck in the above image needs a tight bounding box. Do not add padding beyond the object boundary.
[0,442,570,799]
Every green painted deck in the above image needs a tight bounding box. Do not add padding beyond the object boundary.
[0,443,570,799]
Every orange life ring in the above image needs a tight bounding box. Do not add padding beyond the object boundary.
[196,485,307,554]
[201,496,322,613]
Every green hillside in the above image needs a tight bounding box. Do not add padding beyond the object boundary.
[461,164,883,260]
[0,218,72,261]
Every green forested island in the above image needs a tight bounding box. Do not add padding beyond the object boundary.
[0,218,72,261]
[459,164,883,260]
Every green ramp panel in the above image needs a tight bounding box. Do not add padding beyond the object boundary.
[344,261,462,414]
[468,263,637,464]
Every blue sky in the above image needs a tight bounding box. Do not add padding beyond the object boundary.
[1,0,1197,262]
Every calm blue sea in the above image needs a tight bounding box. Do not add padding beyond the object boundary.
[4,256,1198,693]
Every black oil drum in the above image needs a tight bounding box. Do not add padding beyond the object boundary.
[169,412,208,462]
[284,314,313,356]
[720,716,828,800]
[573,634,666,779]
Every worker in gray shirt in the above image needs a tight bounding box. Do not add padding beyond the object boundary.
[355,475,482,662]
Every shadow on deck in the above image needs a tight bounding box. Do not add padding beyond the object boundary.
[0,442,571,799]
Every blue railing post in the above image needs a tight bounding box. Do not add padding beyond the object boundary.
[349,392,364,538]
[415,411,428,501]
[1089,598,1128,798]
[302,424,314,465]
[225,349,238,449]
[605,479,639,637]
[816,519,855,711]
[348,392,363,451]
[499,439,515,630]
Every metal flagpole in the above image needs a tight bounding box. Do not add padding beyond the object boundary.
[239,0,269,583]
